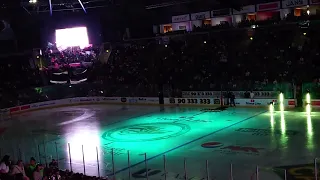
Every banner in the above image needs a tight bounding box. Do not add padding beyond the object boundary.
[191,11,210,20]
[172,14,190,23]
[232,5,255,15]
[311,0,320,4]
[211,9,231,17]
[257,2,280,11]
[282,0,307,8]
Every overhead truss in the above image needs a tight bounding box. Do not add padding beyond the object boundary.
[20,0,111,15]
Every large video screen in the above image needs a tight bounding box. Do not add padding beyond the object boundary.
[55,27,89,50]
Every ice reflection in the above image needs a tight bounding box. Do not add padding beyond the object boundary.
[280,110,288,147]
[270,112,275,130]
[270,112,275,141]
[65,123,102,175]
[57,111,94,126]
[306,104,314,150]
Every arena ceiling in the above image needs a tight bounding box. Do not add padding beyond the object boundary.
[20,0,116,14]
[0,0,254,19]
[0,0,247,14]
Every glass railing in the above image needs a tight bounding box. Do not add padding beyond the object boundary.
[1,141,319,179]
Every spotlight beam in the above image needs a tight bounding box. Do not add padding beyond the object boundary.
[48,0,53,15]
[77,0,87,13]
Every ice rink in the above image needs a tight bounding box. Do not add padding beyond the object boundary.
[0,104,319,180]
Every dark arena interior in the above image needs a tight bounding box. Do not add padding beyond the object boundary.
[1,0,320,179]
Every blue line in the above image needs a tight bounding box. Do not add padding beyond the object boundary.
[110,110,267,176]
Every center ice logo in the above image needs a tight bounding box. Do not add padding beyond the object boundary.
[118,126,172,135]
[102,123,190,142]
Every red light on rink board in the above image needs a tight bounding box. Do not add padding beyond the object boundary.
[20,105,30,110]
[10,107,20,113]
[288,100,295,105]
[311,101,320,106]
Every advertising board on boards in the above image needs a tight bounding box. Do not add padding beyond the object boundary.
[31,102,56,108]
[170,98,214,105]
[235,128,299,136]
[169,98,293,107]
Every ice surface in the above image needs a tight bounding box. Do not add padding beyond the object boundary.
[0,105,319,180]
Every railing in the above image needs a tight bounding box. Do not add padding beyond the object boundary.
[1,140,319,180]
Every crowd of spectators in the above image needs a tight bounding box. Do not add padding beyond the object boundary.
[96,22,317,97]
[2,18,320,107]
[43,45,97,68]
[42,44,98,84]
[0,156,107,180]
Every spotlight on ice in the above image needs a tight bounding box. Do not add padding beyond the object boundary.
[306,93,311,104]
[306,104,311,115]
[279,92,284,111]
[269,102,274,113]
[279,93,284,104]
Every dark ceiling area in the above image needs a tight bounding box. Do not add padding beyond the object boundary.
[0,0,255,15]
[0,0,259,50]
[20,0,116,13]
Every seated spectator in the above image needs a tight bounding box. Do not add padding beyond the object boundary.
[50,169,61,180]
[11,160,29,180]
[33,164,43,180]
[49,159,58,170]
[0,155,10,178]
[25,157,37,179]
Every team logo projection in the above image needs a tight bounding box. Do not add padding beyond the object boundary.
[201,141,264,155]
[102,123,190,142]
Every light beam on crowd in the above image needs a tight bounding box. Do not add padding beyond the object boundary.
[48,0,53,15]
[77,0,87,13]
